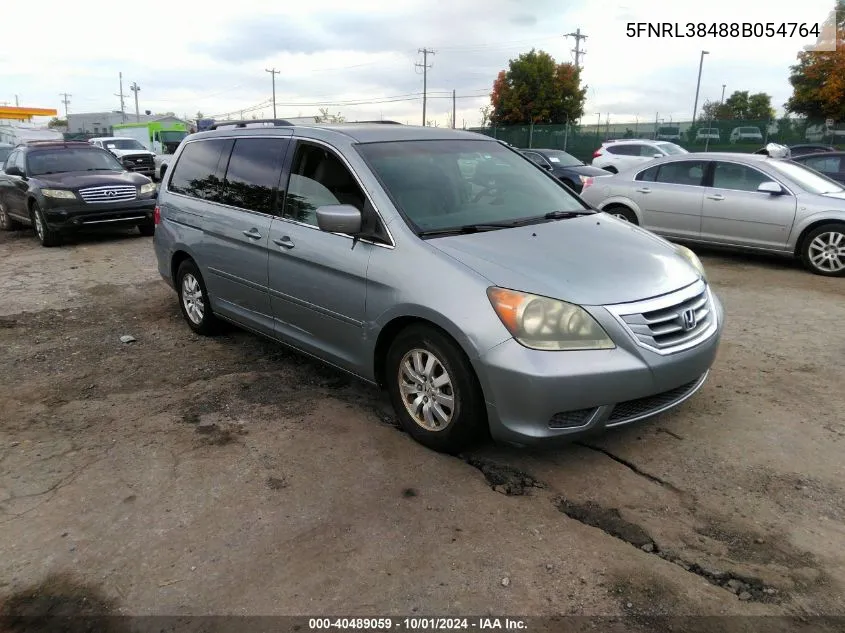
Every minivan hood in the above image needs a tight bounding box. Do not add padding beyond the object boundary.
[429,215,701,306]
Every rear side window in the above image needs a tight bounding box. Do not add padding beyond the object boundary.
[607,144,637,156]
[636,165,659,182]
[168,139,233,203]
[220,138,289,214]
[654,160,707,186]
[802,155,841,173]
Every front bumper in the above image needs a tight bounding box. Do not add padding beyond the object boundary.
[41,197,156,230]
[475,285,725,446]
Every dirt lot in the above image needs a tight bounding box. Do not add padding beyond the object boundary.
[0,226,844,626]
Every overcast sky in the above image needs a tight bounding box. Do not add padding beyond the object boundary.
[0,0,834,127]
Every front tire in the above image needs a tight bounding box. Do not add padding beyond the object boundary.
[385,324,487,454]
[0,201,22,231]
[176,260,221,335]
[31,202,62,247]
[800,223,845,277]
[605,205,639,225]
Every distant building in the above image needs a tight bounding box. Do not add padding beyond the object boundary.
[67,112,187,135]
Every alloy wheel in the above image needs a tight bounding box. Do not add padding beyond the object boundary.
[181,273,205,324]
[808,231,845,273]
[397,348,455,431]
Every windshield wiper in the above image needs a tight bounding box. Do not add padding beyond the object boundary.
[87,168,116,171]
[544,209,595,219]
[418,222,519,237]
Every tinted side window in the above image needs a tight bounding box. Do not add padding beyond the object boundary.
[283,143,366,226]
[655,161,707,186]
[4,150,20,171]
[712,162,770,192]
[607,145,634,156]
[168,139,233,203]
[803,155,841,173]
[639,145,661,157]
[220,138,288,214]
[523,152,547,166]
[636,165,659,181]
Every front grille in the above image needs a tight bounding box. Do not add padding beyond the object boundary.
[606,281,716,355]
[122,154,154,171]
[79,185,137,204]
[607,376,704,425]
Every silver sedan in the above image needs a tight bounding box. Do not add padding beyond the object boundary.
[579,152,845,276]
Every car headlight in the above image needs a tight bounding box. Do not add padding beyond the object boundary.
[674,244,707,281]
[487,287,615,351]
[42,189,76,200]
[139,182,156,195]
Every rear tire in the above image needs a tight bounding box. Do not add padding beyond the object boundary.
[604,205,639,225]
[31,202,62,247]
[800,223,845,277]
[176,260,222,335]
[385,324,487,454]
[0,201,22,231]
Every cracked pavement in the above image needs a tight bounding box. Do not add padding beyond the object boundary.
[0,227,844,622]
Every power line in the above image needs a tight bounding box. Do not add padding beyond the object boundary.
[415,48,435,126]
[265,68,280,118]
[565,28,588,69]
[59,92,72,118]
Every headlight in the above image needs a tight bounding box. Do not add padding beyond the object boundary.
[487,287,615,351]
[42,189,76,200]
[139,182,156,195]
[674,244,707,281]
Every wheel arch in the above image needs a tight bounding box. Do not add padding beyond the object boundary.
[597,197,643,223]
[792,215,845,257]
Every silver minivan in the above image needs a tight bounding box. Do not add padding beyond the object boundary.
[153,121,724,453]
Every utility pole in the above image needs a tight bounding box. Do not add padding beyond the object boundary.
[129,82,141,122]
[565,28,588,69]
[115,72,128,123]
[265,68,279,118]
[721,84,726,104]
[59,93,72,119]
[452,89,456,129]
[416,48,435,126]
[691,50,709,125]
[14,95,19,107]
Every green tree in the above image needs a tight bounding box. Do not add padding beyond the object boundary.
[47,117,67,129]
[785,1,845,120]
[747,93,776,120]
[719,91,774,121]
[490,49,587,125]
[479,105,492,127]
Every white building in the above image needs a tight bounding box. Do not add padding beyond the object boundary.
[67,112,187,135]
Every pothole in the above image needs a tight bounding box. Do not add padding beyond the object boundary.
[463,457,546,496]
[554,497,782,603]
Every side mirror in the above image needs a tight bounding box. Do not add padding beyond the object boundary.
[316,204,362,235]
[654,153,662,159]
[4,165,24,177]
[757,181,784,195]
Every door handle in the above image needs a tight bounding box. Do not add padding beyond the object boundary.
[636,187,651,193]
[242,228,263,239]
[273,236,295,249]
[706,194,725,201]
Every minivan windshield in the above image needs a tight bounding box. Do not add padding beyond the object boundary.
[357,140,592,235]
[27,148,125,175]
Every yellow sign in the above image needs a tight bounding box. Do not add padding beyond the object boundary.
[0,106,59,120]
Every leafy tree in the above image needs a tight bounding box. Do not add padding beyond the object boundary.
[490,49,587,125]
[479,105,492,127]
[315,107,345,123]
[195,111,204,119]
[47,117,67,129]
[785,1,845,120]
[747,93,775,120]
[715,91,775,121]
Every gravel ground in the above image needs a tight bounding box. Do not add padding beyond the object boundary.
[0,226,844,627]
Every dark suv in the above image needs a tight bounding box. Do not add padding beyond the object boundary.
[0,140,157,246]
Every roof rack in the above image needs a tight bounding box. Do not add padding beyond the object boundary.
[209,119,294,130]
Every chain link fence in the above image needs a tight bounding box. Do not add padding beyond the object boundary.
[469,119,845,163]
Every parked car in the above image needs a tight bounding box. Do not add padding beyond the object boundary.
[752,144,836,157]
[0,140,157,245]
[0,142,13,171]
[790,151,845,185]
[729,126,764,144]
[153,121,723,453]
[88,136,157,178]
[656,126,682,141]
[591,139,688,173]
[579,151,845,276]
[695,128,720,142]
[519,148,611,193]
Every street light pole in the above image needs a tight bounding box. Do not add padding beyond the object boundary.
[692,50,709,125]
